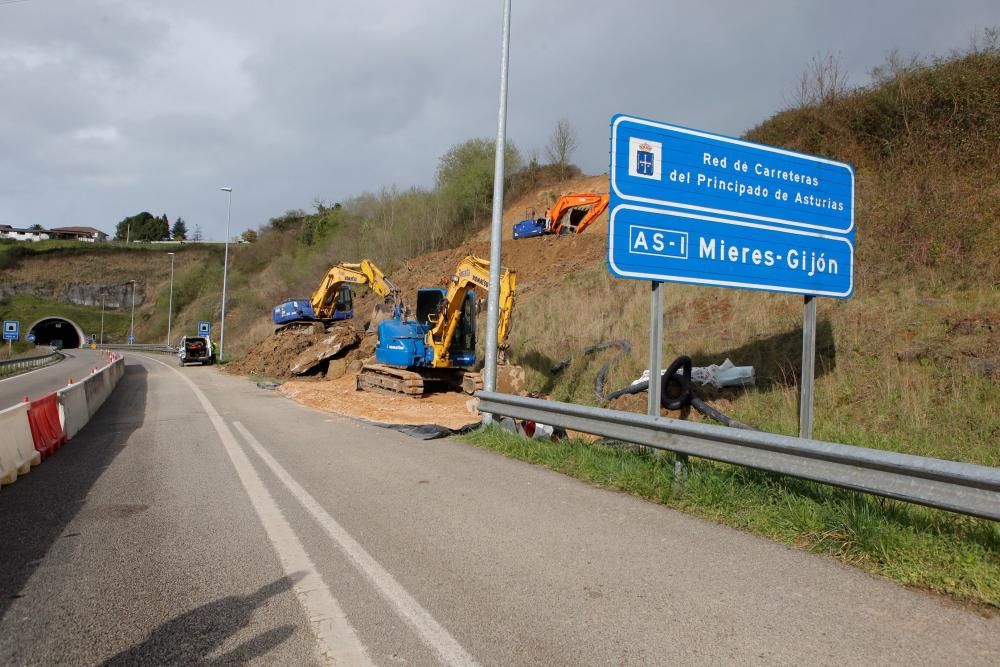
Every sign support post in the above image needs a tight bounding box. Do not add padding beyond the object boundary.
[799,295,817,439]
[647,281,663,418]
[3,320,18,356]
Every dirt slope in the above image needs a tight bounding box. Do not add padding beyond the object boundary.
[387,173,608,299]
[231,173,612,426]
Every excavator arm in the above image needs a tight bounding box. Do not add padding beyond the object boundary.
[546,193,609,235]
[311,259,399,320]
[426,255,516,367]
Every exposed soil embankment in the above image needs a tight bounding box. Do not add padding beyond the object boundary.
[279,376,479,430]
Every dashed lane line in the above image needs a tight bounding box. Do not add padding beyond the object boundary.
[149,356,372,666]
[233,421,480,667]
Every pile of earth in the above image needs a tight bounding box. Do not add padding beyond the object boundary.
[224,324,378,379]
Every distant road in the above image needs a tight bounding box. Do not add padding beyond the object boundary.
[1,353,997,665]
[0,349,107,407]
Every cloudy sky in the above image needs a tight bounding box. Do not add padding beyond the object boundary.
[1,0,997,240]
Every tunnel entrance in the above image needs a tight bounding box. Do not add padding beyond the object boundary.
[28,318,84,349]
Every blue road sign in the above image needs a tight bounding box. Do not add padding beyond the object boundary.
[610,206,853,297]
[3,320,18,341]
[128,335,135,344]
[198,321,211,336]
[609,114,855,297]
[27,333,36,343]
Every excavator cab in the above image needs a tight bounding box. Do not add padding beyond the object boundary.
[416,288,446,326]
[331,285,354,321]
[449,291,477,367]
[414,288,476,367]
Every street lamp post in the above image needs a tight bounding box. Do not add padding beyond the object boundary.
[219,187,233,361]
[483,0,512,400]
[129,279,137,344]
[99,292,105,346]
[166,252,176,347]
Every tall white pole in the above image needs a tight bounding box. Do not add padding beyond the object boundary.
[483,0,512,399]
[166,252,175,347]
[99,292,105,345]
[129,280,136,344]
[220,187,233,361]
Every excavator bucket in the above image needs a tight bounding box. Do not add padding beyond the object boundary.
[368,301,396,333]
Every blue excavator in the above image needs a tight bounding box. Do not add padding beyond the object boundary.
[356,255,516,396]
[272,259,399,333]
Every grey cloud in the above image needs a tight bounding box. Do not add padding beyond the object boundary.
[0,0,997,237]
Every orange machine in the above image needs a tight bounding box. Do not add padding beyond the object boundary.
[512,192,609,238]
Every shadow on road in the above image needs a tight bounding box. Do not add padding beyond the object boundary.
[101,576,300,666]
[0,363,148,619]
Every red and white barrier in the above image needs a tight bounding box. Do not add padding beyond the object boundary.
[0,402,41,485]
[26,393,66,459]
[0,356,125,488]
[58,381,89,440]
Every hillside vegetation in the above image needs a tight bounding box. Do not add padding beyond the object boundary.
[747,47,999,286]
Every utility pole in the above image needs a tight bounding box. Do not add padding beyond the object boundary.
[166,252,176,347]
[483,0,512,402]
[129,280,136,344]
[219,187,233,361]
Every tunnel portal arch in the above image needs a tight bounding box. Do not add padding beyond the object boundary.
[27,317,86,349]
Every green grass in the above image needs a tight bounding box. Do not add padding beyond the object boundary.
[0,239,213,271]
[463,425,1000,608]
[0,295,131,344]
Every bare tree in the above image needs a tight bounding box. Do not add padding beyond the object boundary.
[794,52,849,107]
[545,117,579,166]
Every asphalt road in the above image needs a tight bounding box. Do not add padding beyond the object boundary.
[0,348,109,408]
[0,354,997,665]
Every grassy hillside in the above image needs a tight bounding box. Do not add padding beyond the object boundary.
[0,295,131,344]
[500,50,999,468]
[0,242,222,346]
[746,49,999,287]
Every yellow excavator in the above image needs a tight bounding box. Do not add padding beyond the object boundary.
[272,259,400,333]
[357,255,516,395]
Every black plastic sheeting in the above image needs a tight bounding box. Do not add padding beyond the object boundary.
[362,420,480,440]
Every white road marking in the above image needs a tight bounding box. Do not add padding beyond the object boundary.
[233,421,480,667]
[150,357,372,666]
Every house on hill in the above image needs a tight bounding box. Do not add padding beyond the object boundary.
[48,226,110,243]
[0,224,109,243]
[0,224,50,242]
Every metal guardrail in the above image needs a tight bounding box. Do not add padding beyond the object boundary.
[476,391,1000,521]
[0,351,62,378]
[96,343,176,354]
